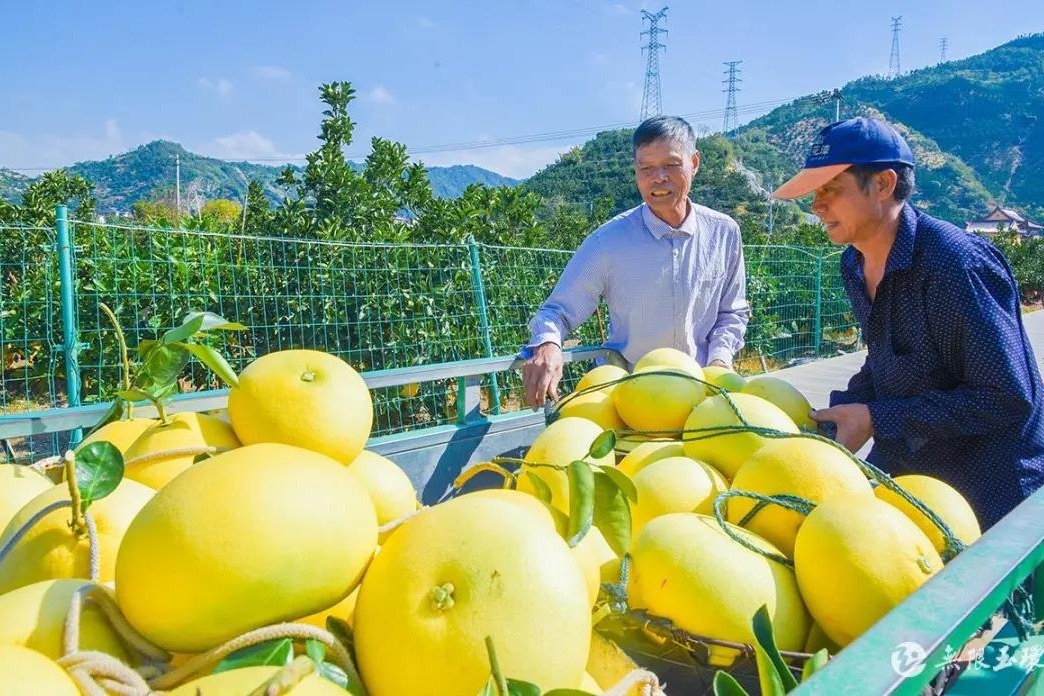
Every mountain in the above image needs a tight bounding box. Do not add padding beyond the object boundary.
[0,142,519,212]
[525,33,1044,228]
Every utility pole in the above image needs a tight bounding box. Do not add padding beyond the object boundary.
[640,7,668,121]
[889,17,903,79]
[813,89,842,122]
[175,154,181,218]
[939,37,948,62]
[722,61,742,136]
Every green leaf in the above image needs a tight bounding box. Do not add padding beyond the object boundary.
[116,388,156,404]
[325,616,354,653]
[213,638,293,673]
[801,648,830,682]
[318,661,351,690]
[592,471,631,556]
[713,671,752,696]
[161,313,205,345]
[136,344,191,389]
[181,310,248,332]
[183,342,240,388]
[74,442,124,512]
[599,465,638,504]
[505,679,542,696]
[137,339,160,361]
[752,604,798,693]
[524,471,553,503]
[192,452,213,464]
[305,639,326,665]
[543,690,597,696]
[588,429,616,459]
[566,461,595,547]
[476,677,497,696]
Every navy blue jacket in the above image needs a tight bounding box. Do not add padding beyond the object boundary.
[831,204,1044,530]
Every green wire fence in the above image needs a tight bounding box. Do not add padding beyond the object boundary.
[1,208,857,462]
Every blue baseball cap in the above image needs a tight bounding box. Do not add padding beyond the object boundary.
[772,117,915,199]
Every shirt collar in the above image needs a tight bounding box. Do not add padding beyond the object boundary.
[642,201,698,239]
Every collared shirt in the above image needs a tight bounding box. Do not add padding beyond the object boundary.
[831,203,1044,529]
[524,201,749,367]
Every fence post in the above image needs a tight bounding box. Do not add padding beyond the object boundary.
[813,255,823,357]
[56,205,83,444]
[466,236,501,416]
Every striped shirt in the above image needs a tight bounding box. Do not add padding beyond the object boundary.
[524,202,749,368]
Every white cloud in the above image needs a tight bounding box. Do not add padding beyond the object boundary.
[588,53,609,66]
[208,131,280,160]
[252,65,291,81]
[417,144,576,180]
[416,16,436,28]
[0,119,126,172]
[198,77,233,97]
[605,3,629,15]
[368,86,395,105]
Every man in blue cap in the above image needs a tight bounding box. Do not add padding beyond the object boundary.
[773,116,1044,530]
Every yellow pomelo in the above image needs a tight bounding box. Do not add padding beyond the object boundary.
[78,417,157,454]
[399,382,421,398]
[628,513,810,666]
[586,632,642,696]
[354,495,591,695]
[575,364,629,394]
[0,479,154,593]
[581,672,602,691]
[298,585,361,631]
[613,434,673,457]
[874,475,982,556]
[742,376,816,430]
[0,464,51,533]
[346,450,418,542]
[115,443,378,652]
[572,526,618,607]
[631,456,728,536]
[0,579,130,662]
[612,367,706,434]
[683,393,799,479]
[123,412,240,489]
[633,347,702,377]
[516,417,614,514]
[169,665,353,695]
[703,365,747,392]
[558,390,627,431]
[728,437,873,556]
[0,645,79,695]
[466,489,611,609]
[228,349,373,464]
[804,622,842,655]
[794,494,942,647]
[616,440,686,477]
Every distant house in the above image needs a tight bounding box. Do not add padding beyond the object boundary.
[965,205,1044,238]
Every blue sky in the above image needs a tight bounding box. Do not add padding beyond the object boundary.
[1,1,1042,178]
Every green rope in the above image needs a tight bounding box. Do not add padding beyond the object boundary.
[710,490,812,569]
[600,552,631,616]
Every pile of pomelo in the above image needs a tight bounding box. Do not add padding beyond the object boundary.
[0,346,982,693]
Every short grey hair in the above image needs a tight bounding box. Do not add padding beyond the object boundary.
[848,163,916,203]
[632,116,697,158]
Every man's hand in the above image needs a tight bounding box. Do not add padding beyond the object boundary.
[523,342,564,410]
[810,403,873,453]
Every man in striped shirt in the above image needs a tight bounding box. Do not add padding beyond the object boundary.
[522,115,750,409]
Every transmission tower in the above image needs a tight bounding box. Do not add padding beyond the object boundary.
[640,7,668,121]
[939,37,948,62]
[722,61,742,135]
[889,16,902,78]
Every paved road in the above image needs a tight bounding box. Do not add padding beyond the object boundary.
[768,309,1044,457]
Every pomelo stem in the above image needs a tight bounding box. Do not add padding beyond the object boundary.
[484,636,509,696]
[98,303,132,416]
[63,450,87,536]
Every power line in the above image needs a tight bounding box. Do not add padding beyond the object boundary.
[939,37,948,63]
[640,7,669,121]
[722,61,743,136]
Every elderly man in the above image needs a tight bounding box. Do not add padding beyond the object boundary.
[521,115,750,409]
[773,116,1044,530]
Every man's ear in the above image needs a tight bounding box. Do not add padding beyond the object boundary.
[876,169,898,200]
[691,150,701,174]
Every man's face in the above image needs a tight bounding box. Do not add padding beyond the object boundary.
[810,170,885,246]
[634,139,700,224]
